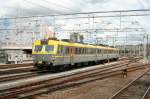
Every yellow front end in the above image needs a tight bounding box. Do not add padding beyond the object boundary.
[32,39,59,68]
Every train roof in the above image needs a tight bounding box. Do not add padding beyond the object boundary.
[34,39,119,51]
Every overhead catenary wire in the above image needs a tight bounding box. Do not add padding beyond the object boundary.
[23,0,66,15]
[42,0,79,12]
[1,9,150,20]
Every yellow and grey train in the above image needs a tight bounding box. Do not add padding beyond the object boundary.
[32,39,119,71]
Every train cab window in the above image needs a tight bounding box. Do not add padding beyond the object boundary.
[34,45,42,52]
[45,45,54,52]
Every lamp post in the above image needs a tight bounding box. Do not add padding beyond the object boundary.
[143,32,148,63]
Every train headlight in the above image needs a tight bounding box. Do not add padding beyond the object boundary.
[38,61,42,64]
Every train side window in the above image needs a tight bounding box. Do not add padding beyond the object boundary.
[75,48,78,54]
[106,50,108,54]
[94,49,96,54]
[81,48,83,54]
[91,49,93,54]
[99,49,101,54]
[83,48,85,54]
[84,48,86,54]
[87,48,90,54]
[75,47,80,54]
[81,48,84,54]
[92,49,94,54]
[102,50,104,54]
[79,48,82,54]
[82,48,84,54]
[86,48,88,54]
[80,48,82,54]
[78,48,80,54]
[90,49,92,54]
[91,49,94,54]
[88,48,90,54]
[76,48,78,54]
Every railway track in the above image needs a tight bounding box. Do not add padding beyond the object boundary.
[142,86,150,99]
[0,64,35,75]
[0,58,129,82]
[0,66,34,75]
[0,63,33,69]
[0,57,138,76]
[0,60,149,99]
[0,61,126,83]
[109,68,150,99]
[0,57,137,83]
[0,72,39,82]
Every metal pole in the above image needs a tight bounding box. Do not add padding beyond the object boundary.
[147,34,149,60]
[53,16,55,38]
[139,45,140,57]
[143,33,148,63]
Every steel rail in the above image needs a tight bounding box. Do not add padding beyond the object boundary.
[0,60,128,84]
[0,66,34,75]
[0,62,149,99]
[0,72,38,82]
[0,61,128,90]
[13,64,150,98]
[141,86,150,99]
[109,68,150,99]
[0,63,33,69]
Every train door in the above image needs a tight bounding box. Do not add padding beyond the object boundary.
[58,45,65,64]
[69,46,75,65]
[95,48,98,61]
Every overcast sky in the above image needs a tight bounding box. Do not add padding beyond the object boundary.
[0,0,150,16]
[0,0,150,45]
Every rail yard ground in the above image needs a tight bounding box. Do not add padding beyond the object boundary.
[36,66,149,99]
[0,58,149,99]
